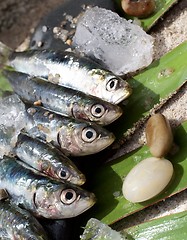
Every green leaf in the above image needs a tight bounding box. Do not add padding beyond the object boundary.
[114,0,178,31]
[111,41,187,139]
[0,73,12,93]
[87,121,187,225]
[125,210,187,240]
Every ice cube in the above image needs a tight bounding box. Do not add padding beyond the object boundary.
[0,125,15,158]
[0,94,27,158]
[80,218,129,240]
[0,94,26,127]
[73,7,154,75]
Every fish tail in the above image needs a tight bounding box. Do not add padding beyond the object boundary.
[0,41,12,68]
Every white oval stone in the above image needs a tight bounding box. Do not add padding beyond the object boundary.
[122,157,173,203]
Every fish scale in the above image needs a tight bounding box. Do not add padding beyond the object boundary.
[0,201,48,240]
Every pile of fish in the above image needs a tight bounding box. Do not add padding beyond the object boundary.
[0,42,132,239]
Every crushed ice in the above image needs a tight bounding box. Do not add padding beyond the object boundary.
[73,7,154,75]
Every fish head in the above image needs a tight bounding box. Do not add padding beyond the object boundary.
[83,99,123,126]
[43,156,86,185]
[34,182,96,219]
[88,69,132,104]
[56,164,86,186]
[58,121,115,156]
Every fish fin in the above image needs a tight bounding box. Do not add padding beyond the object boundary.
[0,41,12,68]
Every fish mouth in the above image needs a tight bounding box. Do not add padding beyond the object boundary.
[79,174,86,185]
[96,132,115,152]
[86,131,115,155]
[114,91,132,104]
[80,193,97,214]
[113,84,132,104]
[71,173,86,186]
[88,193,97,208]
[107,106,123,125]
[99,106,123,126]
[70,193,96,218]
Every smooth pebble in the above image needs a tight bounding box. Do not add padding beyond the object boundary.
[122,157,173,203]
[121,0,156,18]
[146,113,173,158]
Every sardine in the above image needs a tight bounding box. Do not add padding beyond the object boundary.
[3,69,123,126]
[0,156,96,219]
[6,49,132,104]
[0,93,115,156]
[25,105,115,156]
[15,133,85,185]
[0,201,48,240]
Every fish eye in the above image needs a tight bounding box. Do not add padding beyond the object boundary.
[61,189,77,204]
[58,169,69,180]
[82,127,97,143]
[91,104,105,118]
[106,78,119,91]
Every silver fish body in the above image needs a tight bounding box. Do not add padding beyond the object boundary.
[15,133,85,185]
[8,50,132,104]
[3,69,123,125]
[0,201,48,240]
[25,105,115,156]
[0,156,96,219]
